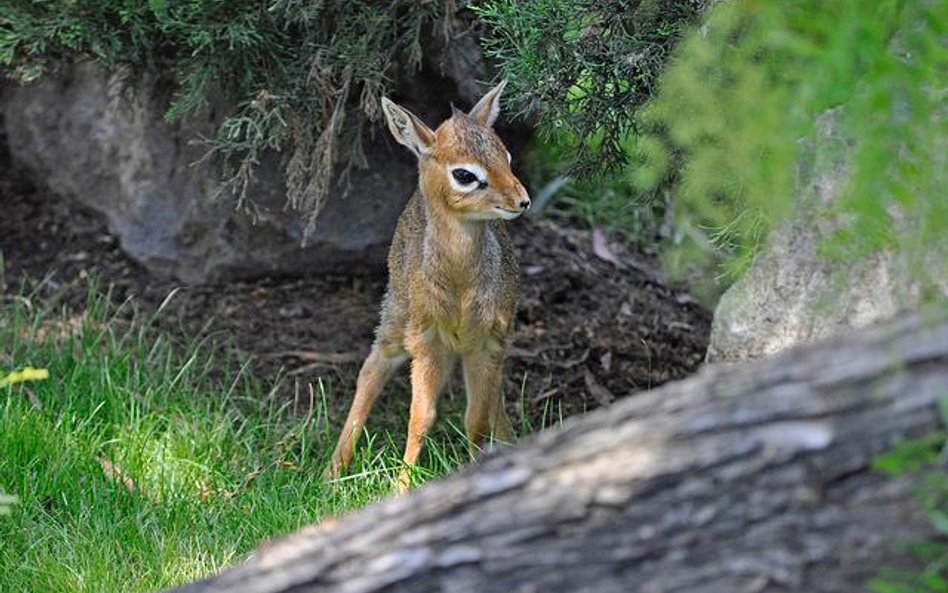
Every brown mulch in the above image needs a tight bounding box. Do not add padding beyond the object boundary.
[0,149,710,430]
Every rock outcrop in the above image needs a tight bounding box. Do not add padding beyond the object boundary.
[707,109,946,361]
[0,49,496,283]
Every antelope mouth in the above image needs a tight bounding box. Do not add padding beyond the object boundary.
[492,206,525,220]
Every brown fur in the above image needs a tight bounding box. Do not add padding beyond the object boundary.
[327,83,527,490]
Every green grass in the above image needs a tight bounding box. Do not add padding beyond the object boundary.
[0,284,471,592]
[870,426,948,593]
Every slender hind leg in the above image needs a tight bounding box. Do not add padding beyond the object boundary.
[462,349,515,457]
[396,337,454,492]
[327,342,406,478]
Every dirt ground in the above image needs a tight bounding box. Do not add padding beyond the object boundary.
[0,151,710,430]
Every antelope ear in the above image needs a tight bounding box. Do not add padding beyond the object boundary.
[381,97,435,158]
[468,80,507,127]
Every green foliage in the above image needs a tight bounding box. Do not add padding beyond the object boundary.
[0,284,467,592]
[520,133,671,251]
[870,417,948,593]
[1,0,702,241]
[474,0,702,176]
[635,0,948,286]
[0,0,452,237]
[874,431,946,476]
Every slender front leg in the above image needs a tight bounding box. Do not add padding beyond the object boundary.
[397,336,454,492]
[327,342,406,479]
[462,348,515,457]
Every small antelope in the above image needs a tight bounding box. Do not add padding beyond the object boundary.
[327,81,529,490]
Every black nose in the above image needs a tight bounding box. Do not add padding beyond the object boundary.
[519,199,531,210]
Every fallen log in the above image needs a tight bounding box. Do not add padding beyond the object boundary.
[169,312,948,593]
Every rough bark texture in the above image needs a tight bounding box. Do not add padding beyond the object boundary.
[167,313,947,593]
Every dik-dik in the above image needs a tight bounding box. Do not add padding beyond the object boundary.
[327,81,529,490]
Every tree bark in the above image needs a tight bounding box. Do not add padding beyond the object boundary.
[168,313,948,593]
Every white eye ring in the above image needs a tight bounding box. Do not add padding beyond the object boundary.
[447,163,487,192]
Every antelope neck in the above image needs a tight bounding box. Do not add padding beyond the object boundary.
[423,194,490,269]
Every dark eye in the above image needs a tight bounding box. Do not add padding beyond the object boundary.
[452,168,479,186]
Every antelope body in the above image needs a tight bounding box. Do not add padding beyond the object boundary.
[327,81,529,490]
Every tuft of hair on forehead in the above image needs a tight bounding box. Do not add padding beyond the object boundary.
[448,113,508,164]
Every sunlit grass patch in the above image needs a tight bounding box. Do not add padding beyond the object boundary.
[0,283,467,592]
